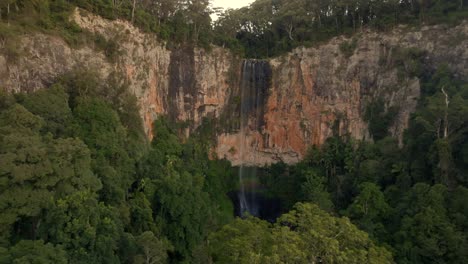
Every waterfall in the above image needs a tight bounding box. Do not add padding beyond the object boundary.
[238,60,271,217]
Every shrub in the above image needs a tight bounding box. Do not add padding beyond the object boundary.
[339,38,358,58]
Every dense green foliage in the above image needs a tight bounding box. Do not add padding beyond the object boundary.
[1,0,467,57]
[209,203,392,263]
[254,66,468,263]
[364,98,399,141]
[0,71,235,263]
[214,0,468,58]
[0,0,213,49]
[0,71,413,263]
[1,1,468,263]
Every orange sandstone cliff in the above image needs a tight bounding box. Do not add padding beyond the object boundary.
[1,9,467,165]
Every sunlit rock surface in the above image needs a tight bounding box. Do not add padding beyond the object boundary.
[1,8,467,165]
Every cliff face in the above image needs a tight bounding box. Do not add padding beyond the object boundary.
[217,23,468,165]
[0,9,234,139]
[1,9,467,165]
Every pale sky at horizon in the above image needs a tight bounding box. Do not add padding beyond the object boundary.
[211,0,253,10]
[211,0,253,20]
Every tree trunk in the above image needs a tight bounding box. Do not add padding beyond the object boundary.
[352,13,356,32]
[436,119,441,139]
[395,6,398,27]
[335,16,339,32]
[288,22,294,41]
[7,3,10,26]
[441,86,449,138]
[194,23,199,42]
[359,13,363,31]
[131,0,136,23]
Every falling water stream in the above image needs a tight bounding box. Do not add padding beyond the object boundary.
[238,60,271,218]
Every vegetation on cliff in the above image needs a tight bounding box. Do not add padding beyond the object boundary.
[0,70,397,263]
[1,65,467,263]
[0,71,236,263]
[1,0,467,57]
[215,0,468,58]
[0,1,468,264]
[255,66,468,263]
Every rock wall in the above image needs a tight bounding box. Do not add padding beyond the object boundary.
[0,9,234,139]
[217,22,468,165]
[1,9,467,166]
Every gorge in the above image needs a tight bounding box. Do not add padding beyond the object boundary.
[2,9,468,167]
[2,1,468,263]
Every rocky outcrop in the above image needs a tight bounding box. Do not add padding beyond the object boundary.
[217,22,468,165]
[0,9,234,139]
[1,9,467,165]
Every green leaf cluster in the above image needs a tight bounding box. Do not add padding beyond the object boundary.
[0,70,235,263]
[258,66,468,263]
[209,203,393,264]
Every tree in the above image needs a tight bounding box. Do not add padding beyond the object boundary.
[447,186,468,232]
[185,0,212,43]
[131,0,138,23]
[208,216,273,263]
[20,84,73,137]
[275,0,308,41]
[0,0,17,25]
[347,182,390,219]
[247,0,275,36]
[393,183,468,263]
[406,66,468,186]
[42,191,121,264]
[73,96,133,205]
[209,203,393,263]
[128,192,155,234]
[430,139,454,186]
[151,165,210,260]
[278,203,393,263]
[213,8,244,41]
[345,182,390,239]
[4,240,67,264]
[0,104,100,242]
[364,98,398,141]
[143,0,180,23]
[300,169,334,212]
[134,231,172,264]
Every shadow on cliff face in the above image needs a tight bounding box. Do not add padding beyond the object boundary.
[239,60,272,131]
[168,46,196,121]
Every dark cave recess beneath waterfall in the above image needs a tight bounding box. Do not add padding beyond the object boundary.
[229,167,283,223]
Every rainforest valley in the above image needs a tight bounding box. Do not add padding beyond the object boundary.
[1,0,468,263]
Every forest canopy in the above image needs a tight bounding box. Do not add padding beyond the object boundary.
[0,75,402,263]
[0,1,468,263]
[1,0,467,57]
[0,64,467,264]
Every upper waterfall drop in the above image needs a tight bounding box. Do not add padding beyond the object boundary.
[239,60,271,132]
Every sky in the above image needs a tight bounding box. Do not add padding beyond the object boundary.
[211,0,253,20]
[211,0,253,10]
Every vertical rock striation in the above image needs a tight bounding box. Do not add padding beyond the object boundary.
[1,9,467,166]
[217,23,468,165]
